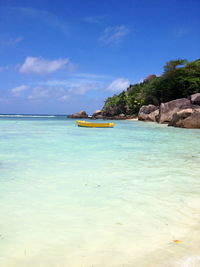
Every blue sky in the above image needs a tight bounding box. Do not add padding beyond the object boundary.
[0,0,199,114]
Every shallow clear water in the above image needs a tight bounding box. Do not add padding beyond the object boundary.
[0,117,200,267]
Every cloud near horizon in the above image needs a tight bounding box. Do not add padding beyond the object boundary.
[106,78,130,92]
[11,85,30,96]
[6,74,130,106]
[19,56,71,74]
[28,87,51,100]
[8,77,104,103]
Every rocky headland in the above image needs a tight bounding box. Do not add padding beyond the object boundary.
[67,59,200,129]
[67,109,137,120]
[67,93,200,129]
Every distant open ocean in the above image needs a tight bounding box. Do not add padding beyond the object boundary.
[0,115,200,267]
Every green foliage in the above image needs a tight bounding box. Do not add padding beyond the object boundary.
[102,59,200,116]
[163,59,188,72]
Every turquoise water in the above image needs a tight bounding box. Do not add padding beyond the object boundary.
[0,117,200,267]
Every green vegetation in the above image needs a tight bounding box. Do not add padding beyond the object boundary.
[102,59,200,116]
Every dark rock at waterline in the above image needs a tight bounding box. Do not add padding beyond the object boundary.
[190,93,200,106]
[139,104,159,114]
[67,110,88,118]
[101,115,137,120]
[149,109,159,122]
[138,105,159,122]
[92,110,102,117]
[168,108,200,128]
[158,98,191,123]
[137,94,200,128]
[91,110,103,119]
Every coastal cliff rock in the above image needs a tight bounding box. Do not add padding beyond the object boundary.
[91,110,103,119]
[93,110,102,116]
[158,98,191,123]
[67,110,88,118]
[168,108,200,128]
[190,93,200,105]
[101,106,118,117]
[138,105,159,121]
[148,109,159,122]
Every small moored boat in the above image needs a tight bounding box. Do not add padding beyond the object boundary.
[76,120,114,128]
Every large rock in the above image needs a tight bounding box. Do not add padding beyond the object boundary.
[190,93,200,106]
[101,106,118,116]
[92,110,102,117]
[143,74,157,83]
[91,110,103,119]
[159,98,191,123]
[148,109,159,122]
[67,110,88,118]
[169,108,200,128]
[138,105,159,122]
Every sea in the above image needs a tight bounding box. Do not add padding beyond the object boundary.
[0,115,200,267]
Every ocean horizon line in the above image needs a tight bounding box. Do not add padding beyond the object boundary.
[0,114,67,117]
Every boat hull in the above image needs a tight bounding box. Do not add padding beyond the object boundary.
[76,120,114,128]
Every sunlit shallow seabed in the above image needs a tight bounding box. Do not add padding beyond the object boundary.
[0,117,200,267]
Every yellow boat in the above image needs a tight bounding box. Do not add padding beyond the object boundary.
[76,120,114,128]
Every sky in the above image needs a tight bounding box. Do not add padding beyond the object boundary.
[0,0,199,114]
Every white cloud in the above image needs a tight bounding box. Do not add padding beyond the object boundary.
[6,7,68,35]
[83,15,105,24]
[107,78,130,92]
[66,62,79,72]
[39,72,109,96]
[27,86,67,101]
[73,72,110,81]
[14,37,23,43]
[0,97,10,103]
[174,27,188,38]
[7,72,126,105]
[100,25,130,45]
[11,85,29,96]
[68,83,97,95]
[28,87,50,100]
[0,65,10,72]
[58,95,70,101]
[0,36,23,47]
[19,56,69,74]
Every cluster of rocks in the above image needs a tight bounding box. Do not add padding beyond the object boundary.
[138,93,200,129]
[67,110,137,120]
[67,93,200,128]
[91,111,136,120]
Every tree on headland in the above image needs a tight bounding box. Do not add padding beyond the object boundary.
[163,59,188,72]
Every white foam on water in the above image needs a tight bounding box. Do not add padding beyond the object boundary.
[0,114,56,117]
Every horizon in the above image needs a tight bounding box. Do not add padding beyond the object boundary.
[0,0,200,114]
